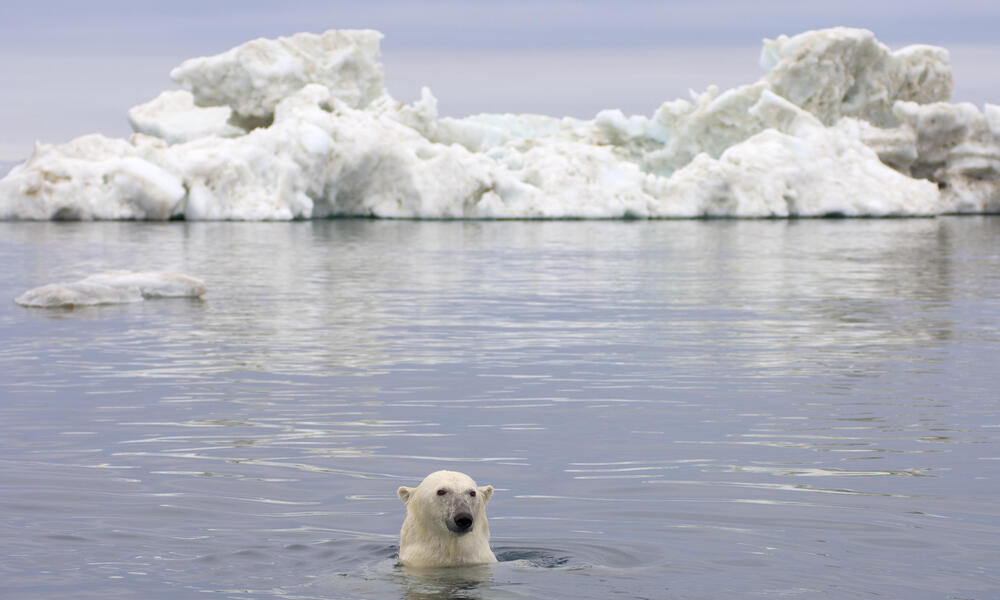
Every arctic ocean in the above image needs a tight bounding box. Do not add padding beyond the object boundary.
[2,21,1000,600]
[2,218,1000,599]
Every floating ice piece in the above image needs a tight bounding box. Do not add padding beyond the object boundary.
[15,281,144,307]
[14,271,207,308]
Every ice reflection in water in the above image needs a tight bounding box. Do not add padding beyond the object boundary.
[1,218,999,599]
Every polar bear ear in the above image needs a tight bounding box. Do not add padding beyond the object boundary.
[398,486,415,504]
[478,485,494,503]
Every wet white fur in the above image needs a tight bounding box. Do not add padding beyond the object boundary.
[397,470,496,567]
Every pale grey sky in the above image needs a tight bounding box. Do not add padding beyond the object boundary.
[1,1,998,161]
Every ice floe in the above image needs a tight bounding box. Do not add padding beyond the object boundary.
[0,26,996,220]
[15,271,206,307]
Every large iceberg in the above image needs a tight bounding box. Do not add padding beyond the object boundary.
[1,27,997,220]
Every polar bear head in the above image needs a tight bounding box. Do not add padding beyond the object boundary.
[397,470,497,567]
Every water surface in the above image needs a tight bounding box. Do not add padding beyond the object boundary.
[1,218,999,599]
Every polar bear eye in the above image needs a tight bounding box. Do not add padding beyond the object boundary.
[469,490,476,497]
[437,489,447,496]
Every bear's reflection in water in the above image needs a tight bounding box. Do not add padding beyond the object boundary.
[399,563,494,600]
[395,547,581,599]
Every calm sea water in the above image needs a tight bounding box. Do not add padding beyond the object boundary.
[1,218,999,599]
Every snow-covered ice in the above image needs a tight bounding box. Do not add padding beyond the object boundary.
[15,271,207,307]
[170,29,386,127]
[128,91,246,145]
[1,26,996,220]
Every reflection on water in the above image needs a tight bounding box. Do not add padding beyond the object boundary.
[1,218,999,599]
[397,564,495,600]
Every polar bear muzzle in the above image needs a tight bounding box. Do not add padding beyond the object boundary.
[448,511,475,534]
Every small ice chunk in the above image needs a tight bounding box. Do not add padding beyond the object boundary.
[15,271,206,308]
[14,282,144,307]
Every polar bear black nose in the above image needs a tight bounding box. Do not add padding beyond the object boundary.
[452,513,474,532]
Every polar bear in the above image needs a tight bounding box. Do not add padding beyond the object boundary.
[397,470,497,567]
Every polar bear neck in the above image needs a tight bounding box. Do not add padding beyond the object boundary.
[399,514,496,567]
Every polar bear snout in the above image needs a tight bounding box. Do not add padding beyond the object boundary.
[448,511,475,533]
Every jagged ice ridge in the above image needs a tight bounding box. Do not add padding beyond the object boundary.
[1,27,997,220]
